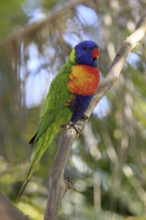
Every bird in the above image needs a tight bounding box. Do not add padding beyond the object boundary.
[19,40,100,198]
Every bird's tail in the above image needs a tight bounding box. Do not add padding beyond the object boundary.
[18,127,58,199]
[18,136,47,199]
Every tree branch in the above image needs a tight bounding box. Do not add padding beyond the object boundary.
[44,13,146,220]
[0,0,86,47]
[0,192,26,220]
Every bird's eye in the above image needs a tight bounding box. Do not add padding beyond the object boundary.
[82,46,88,51]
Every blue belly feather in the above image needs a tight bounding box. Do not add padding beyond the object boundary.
[71,94,93,122]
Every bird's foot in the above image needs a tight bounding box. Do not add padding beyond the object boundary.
[80,114,89,121]
[61,114,89,134]
[61,122,81,134]
[67,121,82,134]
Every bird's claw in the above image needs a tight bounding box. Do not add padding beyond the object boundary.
[61,114,89,134]
[80,114,89,120]
[73,124,82,134]
[67,122,82,134]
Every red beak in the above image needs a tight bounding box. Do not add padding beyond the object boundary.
[92,48,100,59]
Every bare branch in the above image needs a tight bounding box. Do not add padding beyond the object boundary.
[0,0,86,47]
[0,192,26,220]
[44,13,146,220]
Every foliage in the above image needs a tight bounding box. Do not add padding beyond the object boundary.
[0,0,146,219]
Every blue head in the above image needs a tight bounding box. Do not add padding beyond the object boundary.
[74,41,99,67]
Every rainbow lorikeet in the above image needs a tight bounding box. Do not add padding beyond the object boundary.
[19,40,100,197]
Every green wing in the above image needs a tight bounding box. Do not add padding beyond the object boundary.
[18,59,73,198]
[34,60,73,141]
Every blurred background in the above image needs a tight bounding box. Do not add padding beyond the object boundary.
[0,0,146,219]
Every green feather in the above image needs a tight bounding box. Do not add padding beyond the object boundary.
[18,53,75,198]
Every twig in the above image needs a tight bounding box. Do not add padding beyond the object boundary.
[0,0,86,47]
[44,13,146,220]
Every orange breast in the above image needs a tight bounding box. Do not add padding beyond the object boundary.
[67,65,100,96]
